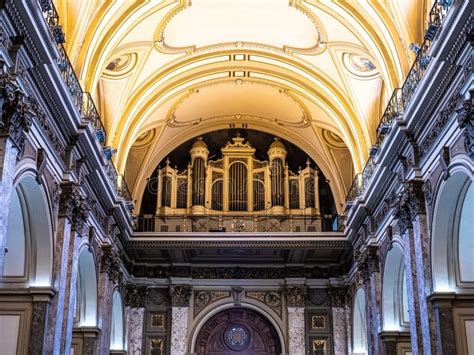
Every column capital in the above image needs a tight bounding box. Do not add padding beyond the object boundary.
[284,286,307,307]
[58,183,90,232]
[100,245,122,284]
[0,63,32,153]
[328,286,351,308]
[169,285,192,307]
[125,283,147,308]
[392,180,426,232]
[356,245,380,283]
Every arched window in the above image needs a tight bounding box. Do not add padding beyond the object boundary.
[432,173,474,292]
[1,176,53,286]
[110,291,125,351]
[353,288,368,355]
[75,249,98,327]
[382,245,410,331]
[457,182,474,283]
[4,189,27,278]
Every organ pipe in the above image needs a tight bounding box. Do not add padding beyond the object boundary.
[155,136,322,215]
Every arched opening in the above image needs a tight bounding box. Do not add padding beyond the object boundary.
[75,248,98,327]
[353,288,368,355]
[382,244,410,331]
[110,290,125,351]
[194,307,281,355]
[432,172,474,292]
[1,176,53,286]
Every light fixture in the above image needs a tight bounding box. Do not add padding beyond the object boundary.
[409,43,421,55]
[103,147,117,160]
[438,0,453,7]
[95,128,106,143]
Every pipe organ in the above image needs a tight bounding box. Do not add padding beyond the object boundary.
[156,136,322,217]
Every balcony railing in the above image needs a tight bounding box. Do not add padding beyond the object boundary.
[135,214,343,233]
[39,1,132,207]
[345,0,454,208]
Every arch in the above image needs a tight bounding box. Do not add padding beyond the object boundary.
[189,303,286,355]
[432,171,474,293]
[193,307,281,354]
[382,244,410,331]
[2,174,53,287]
[110,290,125,351]
[353,288,368,355]
[76,247,98,327]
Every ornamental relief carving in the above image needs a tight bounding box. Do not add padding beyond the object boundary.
[58,183,90,232]
[284,286,307,307]
[193,290,230,317]
[245,291,282,317]
[356,246,380,284]
[170,285,192,307]
[154,0,326,56]
[391,180,426,232]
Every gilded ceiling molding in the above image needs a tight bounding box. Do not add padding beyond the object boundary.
[166,79,311,128]
[153,0,327,56]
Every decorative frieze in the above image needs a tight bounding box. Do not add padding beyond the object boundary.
[169,285,191,307]
[130,264,344,279]
[285,286,307,307]
[246,291,282,317]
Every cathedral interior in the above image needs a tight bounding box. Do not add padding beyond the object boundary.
[0,0,473,354]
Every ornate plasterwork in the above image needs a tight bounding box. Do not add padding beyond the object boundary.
[166,79,311,128]
[103,52,137,78]
[342,53,378,78]
[154,0,326,56]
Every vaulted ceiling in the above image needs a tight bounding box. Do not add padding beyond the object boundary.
[55,0,430,212]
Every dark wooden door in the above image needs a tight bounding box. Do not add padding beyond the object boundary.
[195,308,281,355]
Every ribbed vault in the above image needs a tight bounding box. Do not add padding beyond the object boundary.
[54,0,431,210]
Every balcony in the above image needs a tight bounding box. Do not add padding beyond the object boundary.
[135,214,343,233]
[345,0,454,208]
[39,1,133,208]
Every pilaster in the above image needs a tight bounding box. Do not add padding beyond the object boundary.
[393,180,437,355]
[285,286,306,355]
[169,285,191,355]
[125,283,147,355]
[357,246,382,355]
[329,286,351,355]
[46,183,89,355]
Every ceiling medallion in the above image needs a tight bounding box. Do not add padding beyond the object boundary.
[133,129,156,148]
[104,53,137,77]
[322,129,346,149]
[343,53,378,78]
[224,324,251,350]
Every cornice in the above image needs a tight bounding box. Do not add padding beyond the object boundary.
[126,235,349,249]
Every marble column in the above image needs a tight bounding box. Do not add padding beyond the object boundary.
[357,247,382,355]
[46,184,89,355]
[329,287,351,355]
[0,138,19,273]
[97,246,122,355]
[169,285,191,355]
[126,306,145,355]
[394,181,437,355]
[285,286,306,355]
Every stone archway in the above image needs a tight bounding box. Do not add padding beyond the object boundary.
[194,307,282,355]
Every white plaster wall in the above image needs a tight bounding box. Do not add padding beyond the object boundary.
[0,315,20,355]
